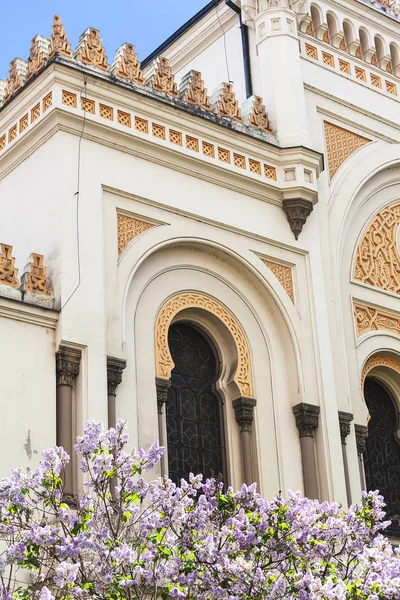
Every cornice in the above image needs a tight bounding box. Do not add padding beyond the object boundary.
[0,296,58,329]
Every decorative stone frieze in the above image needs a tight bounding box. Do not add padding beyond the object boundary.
[179,70,211,110]
[354,303,400,338]
[148,57,178,98]
[5,58,28,101]
[355,424,368,455]
[26,36,50,80]
[353,201,400,295]
[324,122,370,179]
[293,403,320,437]
[242,96,270,133]
[117,213,157,255]
[156,377,171,414]
[262,259,294,302]
[107,357,127,396]
[232,397,257,432]
[338,411,354,444]
[211,82,242,122]
[56,346,81,387]
[111,43,145,85]
[0,244,19,288]
[361,354,400,389]
[282,198,313,239]
[75,28,109,71]
[49,15,73,59]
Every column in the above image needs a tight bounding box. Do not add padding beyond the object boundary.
[156,378,171,477]
[338,411,354,506]
[355,424,368,492]
[293,403,320,499]
[232,396,257,485]
[106,357,127,429]
[56,345,81,498]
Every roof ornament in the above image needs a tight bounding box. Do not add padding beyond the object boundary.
[21,253,52,296]
[49,15,73,59]
[242,95,271,133]
[211,82,242,122]
[148,57,178,97]
[111,43,145,84]
[4,58,28,101]
[0,244,19,289]
[179,70,211,110]
[75,28,109,71]
[27,36,50,80]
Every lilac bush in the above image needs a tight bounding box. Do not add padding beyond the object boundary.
[0,420,399,599]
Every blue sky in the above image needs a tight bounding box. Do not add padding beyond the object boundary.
[0,0,212,79]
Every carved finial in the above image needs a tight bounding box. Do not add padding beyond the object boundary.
[111,43,145,84]
[242,95,271,133]
[21,253,52,296]
[179,70,211,110]
[49,15,73,58]
[282,198,313,240]
[148,57,178,97]
[4,59,28,101]
[211,82,242,121]
[27,36,50,80]
[0,244,19,288]
[75,28,109,71]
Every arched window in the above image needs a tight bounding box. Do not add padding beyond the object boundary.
[364,378,400,537]
[166,322,225,485]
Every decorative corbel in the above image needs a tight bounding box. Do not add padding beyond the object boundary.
[282,198,313,240]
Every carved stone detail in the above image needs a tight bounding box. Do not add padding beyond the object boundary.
[21,254,52,295]
[56,346,81,387]
[232,397,257,432]
[355,424,368,455]
[338,411,353,444]
[156,377,171,414]
[354,303,400,338]
[293,403,320,438]
[324,121,370,179]
[361,354,400,389]
[0,244,19,288]
[107,357,127,396]
[75,28,109,71]
[118,213,156,255]
[262,259,294,302]
[5,59,27,101]
[49,15,73,58]
[242,95,270,133]
[282,198,313,240]
[212,83,242,121]
[111,43,145,84]
[27,36,50,80]
[155,292,253,398]
[149,58,178,97]
[179,71,211,110]
[353,201,400,295]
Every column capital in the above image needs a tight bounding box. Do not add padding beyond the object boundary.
[232,397,257,432]
[56,346,81,386]
[156,378,171,414]
[293,403,320,437]
[355,424,369,455]
[107,356,127,396]
[338,411,354,444]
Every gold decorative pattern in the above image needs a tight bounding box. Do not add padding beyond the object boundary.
[152,123,165,139]
[26,36,48,80]
[21,254,51,295]
[8,125,17,143]
[81,97,95,113]
[99,104,113,120]
[245,96,270,133]
[218,147,230,163]
[264,165,277,180]
[186,136,199,152]
[371,73,382,88]
[49,15,73,58]
[361,354,400,389]
[135,117,148,133]
[76,28,109,71]
[62,90,77,107]
[353,201,400,294]
[305,44,318,60]
[117,214,156,255]
[169,130,182,146]
[31,103,41,121]
[249,159,261,175]
[324,121,371,179]
[0,136,5,151]
[386,81,397,95]
[117,110,131,127]
[322,52,334,67]
[213,83,242,121]
[233,153,246,169]
[339,59,351,74]
[355,67,366,81]
[0,244,19,288]
[263,259,294,302]
[19,114,28,133]
[112,43,145,84]
[354,303,400,338]
[179,71,211,110]
[150,57,178,98]
[155,292,253,397]
[202,141,215,157]
[43,92,52,111]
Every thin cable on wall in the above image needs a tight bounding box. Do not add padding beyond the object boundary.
[60,75,88,311]
[215,0,232,83]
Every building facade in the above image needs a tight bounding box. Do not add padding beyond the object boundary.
[1,0,400,536]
